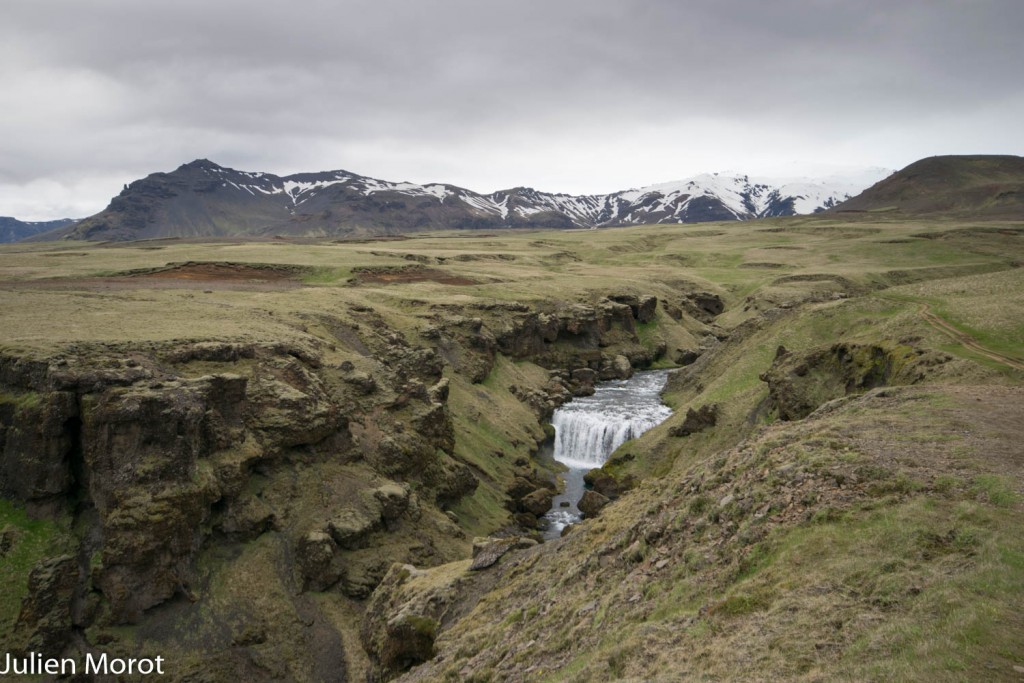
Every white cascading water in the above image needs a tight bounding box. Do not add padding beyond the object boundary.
[543,369,673,538]
[552,369,673,468]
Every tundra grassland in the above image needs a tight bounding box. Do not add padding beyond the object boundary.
[0,213,1022,681]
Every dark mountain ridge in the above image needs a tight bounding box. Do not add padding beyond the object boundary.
[44,160,885,242]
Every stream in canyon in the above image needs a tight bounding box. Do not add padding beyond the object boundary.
[541,369,674,539]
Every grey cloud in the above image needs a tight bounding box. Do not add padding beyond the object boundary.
[1,0,1022,218]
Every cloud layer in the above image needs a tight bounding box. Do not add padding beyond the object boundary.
[2,0,1022,219]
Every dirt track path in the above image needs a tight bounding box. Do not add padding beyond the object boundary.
[917,302,1024,371]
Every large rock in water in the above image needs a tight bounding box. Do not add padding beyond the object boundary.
[599,354,634,381]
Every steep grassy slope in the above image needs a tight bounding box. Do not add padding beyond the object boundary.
[395,286,1024,681]
[0,212,1021,680]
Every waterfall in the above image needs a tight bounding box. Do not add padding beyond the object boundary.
[552,409,670,469]
[543,369,674,538]
[550,369,673,470]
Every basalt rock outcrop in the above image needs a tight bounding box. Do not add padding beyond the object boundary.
[681,291,725,323]
[759,342,952,420]
[424,293,666,419]
[362,533,539,680]
[0,325,475,667]
[669,403,720,437]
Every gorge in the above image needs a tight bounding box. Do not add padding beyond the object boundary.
[2,157,1023,681]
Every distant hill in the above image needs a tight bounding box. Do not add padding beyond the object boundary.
[0,216,77,243]
[831,155,1024,218]
[45,160,887,242]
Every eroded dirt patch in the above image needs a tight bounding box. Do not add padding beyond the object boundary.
[2,261,308,292]
[740,262,787,269]
[128,261,305,282]
[351,266,477,286]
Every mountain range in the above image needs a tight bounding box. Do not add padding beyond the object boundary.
[0,216,77,243]
[42,161,891,242]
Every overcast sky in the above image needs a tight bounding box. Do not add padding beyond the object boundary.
[2,0,1022,220]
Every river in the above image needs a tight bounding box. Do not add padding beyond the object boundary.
[541,369,673,539]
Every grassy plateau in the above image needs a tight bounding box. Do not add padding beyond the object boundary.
[0,211,1022,682]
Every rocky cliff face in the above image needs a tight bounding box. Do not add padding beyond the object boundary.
[425,293,669,418]
[0,331,472,674]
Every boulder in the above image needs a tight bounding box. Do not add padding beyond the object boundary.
[328,506,382,549]
[470,537,516,570]
[296,531,343,592]
[674,348,701,366]
[373,482,411,523]
[578,490,610,517]
[506,476,538,502]
[636,295,658,323]
[669,403,720,437]
[571,368,598,385]
[608,294,657,323]
[682,292,725,322]
[601,354,633,380]
[519,488,554,516]
[583,470,634,499]
[513,512,539,529]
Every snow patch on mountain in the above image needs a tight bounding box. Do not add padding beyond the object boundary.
[191,161,892,228]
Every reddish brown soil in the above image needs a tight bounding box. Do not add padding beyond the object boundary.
[3,262,305,292]
[354,268,477,286]
[129,262,299,282]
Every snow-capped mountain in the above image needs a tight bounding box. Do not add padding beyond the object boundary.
[55,160,892,241]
